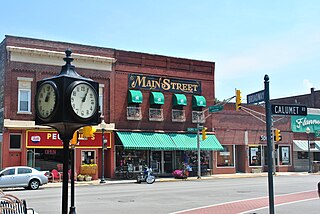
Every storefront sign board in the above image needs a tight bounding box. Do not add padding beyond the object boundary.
[291,114,320,133]
[26,130,112,148]
[128,74,201,94]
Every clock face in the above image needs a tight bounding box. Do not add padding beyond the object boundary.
[70,82,97,119]
[36,82,57,119]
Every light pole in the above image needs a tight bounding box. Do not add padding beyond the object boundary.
[306,127,311,173]
[100,119,107,183]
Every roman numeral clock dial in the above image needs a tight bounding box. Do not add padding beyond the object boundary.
[70,82,97,119]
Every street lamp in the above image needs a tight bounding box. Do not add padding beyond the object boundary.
[306,127,311,173]
[100,119,107,183]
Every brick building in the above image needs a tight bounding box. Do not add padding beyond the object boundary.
[271,88,320,172]
[0,35,225,179]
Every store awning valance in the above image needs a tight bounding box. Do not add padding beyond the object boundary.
[168,133,223,151]
[128,90,143,104]
[192,95,206,108]
[172,94,187,106]
[116,132,176,150]
[116,132,223,151]
[150,91,164,105]
[293,140,320,152]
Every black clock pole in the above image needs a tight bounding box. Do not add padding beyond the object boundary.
[35,49,100,214]
[61,136,70,214]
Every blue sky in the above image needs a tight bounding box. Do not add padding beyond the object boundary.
[1,0,319,101]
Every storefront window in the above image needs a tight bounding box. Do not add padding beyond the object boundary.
[82,151,95,164]
[217,145,234,167]
[33,149,66,171]
[297,151,308,159]
[10,134,21,149]
[249,146,261,166]
[279,146,290,165]
[115,147,147,172]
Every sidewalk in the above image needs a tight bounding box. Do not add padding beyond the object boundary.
[44,172,313,188]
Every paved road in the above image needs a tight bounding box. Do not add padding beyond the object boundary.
[2,173,319,214]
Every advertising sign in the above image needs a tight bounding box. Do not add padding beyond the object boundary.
[291,114,320,133]
[26,130,112,148]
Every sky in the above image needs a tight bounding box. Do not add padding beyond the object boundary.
[1,0,320,101]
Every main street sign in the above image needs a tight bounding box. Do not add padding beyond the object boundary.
[209,105,223,113]
[271,104,307,116]
[247,90,264,104]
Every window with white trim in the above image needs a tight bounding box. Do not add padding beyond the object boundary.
[17,78,32,113]
[99,85,104,116]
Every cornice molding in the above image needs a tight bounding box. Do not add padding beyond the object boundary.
[6,46,116,71]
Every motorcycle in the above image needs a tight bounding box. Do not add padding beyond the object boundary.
[136,166,156,184]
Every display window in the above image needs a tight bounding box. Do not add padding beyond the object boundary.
[279,146,291,165]
[115,147,147,173]
[82,150,96,164]
[249,146,262,166]
[217,145,234,167]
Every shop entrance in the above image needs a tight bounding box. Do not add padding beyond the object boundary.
[150,151,174,175]
[164,151,173,173]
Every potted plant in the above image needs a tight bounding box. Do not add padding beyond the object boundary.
[77,174,84,181]
[84,174,92,181]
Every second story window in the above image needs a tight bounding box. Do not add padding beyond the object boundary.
[149,92,164,122]
[99,85,104,116]
[127,90,143,121]
[17,78,33,114]
[172,94,187,122]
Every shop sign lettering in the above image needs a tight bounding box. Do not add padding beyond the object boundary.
[291,114,320,133]
[128,74,201,94]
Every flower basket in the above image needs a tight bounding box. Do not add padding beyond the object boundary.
[84,175,92,181]
[80,164,97,175]
[77,174,84,181]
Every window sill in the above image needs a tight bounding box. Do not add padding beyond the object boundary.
[17,111,32,115]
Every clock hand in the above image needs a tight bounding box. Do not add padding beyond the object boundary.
[45,92,50,102]
[82,88,89,102]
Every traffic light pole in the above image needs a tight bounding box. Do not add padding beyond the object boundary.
[197,121,201,179]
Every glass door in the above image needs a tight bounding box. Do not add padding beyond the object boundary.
[150,151,161,173]
[164,151,173,173]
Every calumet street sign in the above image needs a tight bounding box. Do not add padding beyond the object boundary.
[271,104,307,116]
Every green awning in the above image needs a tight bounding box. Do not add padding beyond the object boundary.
[116,132,176,150]
[172,94,187,106]
[192,95,206,107]
[169,133,223,151]
[128,90,143,104]
[150,91,164,105]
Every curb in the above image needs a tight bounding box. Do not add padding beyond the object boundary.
[43,172,312,188]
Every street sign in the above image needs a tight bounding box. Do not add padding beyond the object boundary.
[187,126,204,132]
[209,105,223,113]
[271,104,307,116]
[247,90,264,104]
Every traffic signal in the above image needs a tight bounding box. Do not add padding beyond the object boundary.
[236,89,242,110]
[274,129,282,142]
[83,126,96,138]
[202,127,208,141]
[70,131,78,145]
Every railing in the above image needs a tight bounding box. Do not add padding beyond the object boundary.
[149,108,164,121]
[172,109,186,122]
[127,106,142,120]
[192,111,205,123]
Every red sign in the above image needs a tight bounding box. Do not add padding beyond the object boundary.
[26,130,112,149]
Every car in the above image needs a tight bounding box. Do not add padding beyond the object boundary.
[0,166,48,190]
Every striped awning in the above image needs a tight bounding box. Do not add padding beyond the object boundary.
[116,132,223,151]
[293,140,320,152]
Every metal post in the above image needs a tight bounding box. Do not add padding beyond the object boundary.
[69,131,77,214]
[264,75,275,214]
[197,121,201,179]
[308,133,311,173]
[61,137,70,214]
[100,126,106,183]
